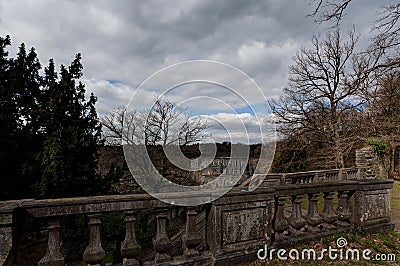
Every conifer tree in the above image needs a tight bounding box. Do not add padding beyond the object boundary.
[38,54,102,198]
[0,35,102,199]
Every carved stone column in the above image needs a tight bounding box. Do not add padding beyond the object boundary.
[336,191,351,222]
[305,193,322,227]
[83,214,105,266]
[38,220,64,266]
[121,211,141,266]
[153,209,172,263]
[273,196,288,240]
[183,207,201,257]
[322,192,338,227]
[288,194,306,231]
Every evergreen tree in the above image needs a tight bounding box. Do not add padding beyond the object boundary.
[0,36,43,199]
[0,35,17,199]
[37,54,102,198]
[0,35,102,199]
[11,43,43,198]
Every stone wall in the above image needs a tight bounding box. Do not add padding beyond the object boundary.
[355,146,381,178]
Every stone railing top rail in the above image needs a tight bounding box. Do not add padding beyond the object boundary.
[240,168,360,188]
[283,167,357,176]
[0,187,276,218]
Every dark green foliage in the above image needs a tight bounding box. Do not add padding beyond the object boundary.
[102,211,125,241]
[61,215,89,261]
[367,138,387,158]
[271,139,310,173]
[36,54,102,198]
[0,36,43,199]
[0,35,102,199]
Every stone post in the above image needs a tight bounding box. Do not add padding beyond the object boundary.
[305,193,322,227]
[336,191,351,222]
[121,211,141,266]
[288,194,306,231]
[153,209,172,263]
[353,180,394,231]
[183,207,201,257]
[83,214,105,266]
[38,220,64,266]
[322,192,338,225]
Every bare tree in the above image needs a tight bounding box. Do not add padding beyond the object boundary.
[360,71,400,177]
[271,27,364,168]
[144,99,208,146]
[308,1,400,173]
[101,99,207,146]
[101,106,144,145]
[309,0,352,25]
[310,1,400,69]
[100,99,208,189]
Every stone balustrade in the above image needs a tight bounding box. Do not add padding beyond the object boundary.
[241,168,360,188]
[0,168,395,266]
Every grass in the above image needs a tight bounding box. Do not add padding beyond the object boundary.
[391,181,400,228]
[243,231,400,265]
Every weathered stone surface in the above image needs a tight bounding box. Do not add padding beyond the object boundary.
[273,195,289,233]
[207,189,274,265]
[222,208,265,244]
[353,180,394,228]
[305,193,323,226]
[288,194,307,229]
[0,168,396,266]
[38,220,64,266]
[83,214,105,265]
[0,227,12,266]
[0,207,14,266]
[322,192,338,224]
[121,211,141,266]
[183,207,201,257]
[356,147,381,178]
[337,190,352,221]
[153,209,172,263]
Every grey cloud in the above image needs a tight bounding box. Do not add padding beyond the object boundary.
[0,0,384,116]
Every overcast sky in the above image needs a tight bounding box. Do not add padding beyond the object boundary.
[0,0,387,143]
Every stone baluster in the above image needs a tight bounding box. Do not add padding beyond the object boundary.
[83,214,105,266]
[153,209,172,263]
[280,174,286,185]
[305,193,322,228]
[336,191,352,223]
[288,194,306,233]
[338,169,343,181]
[273,196,289,240]
[183,207,202,257]
[38,220,64,266]
[322,192,338,227]
[326,173,332,182]
[121,211,141,266]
